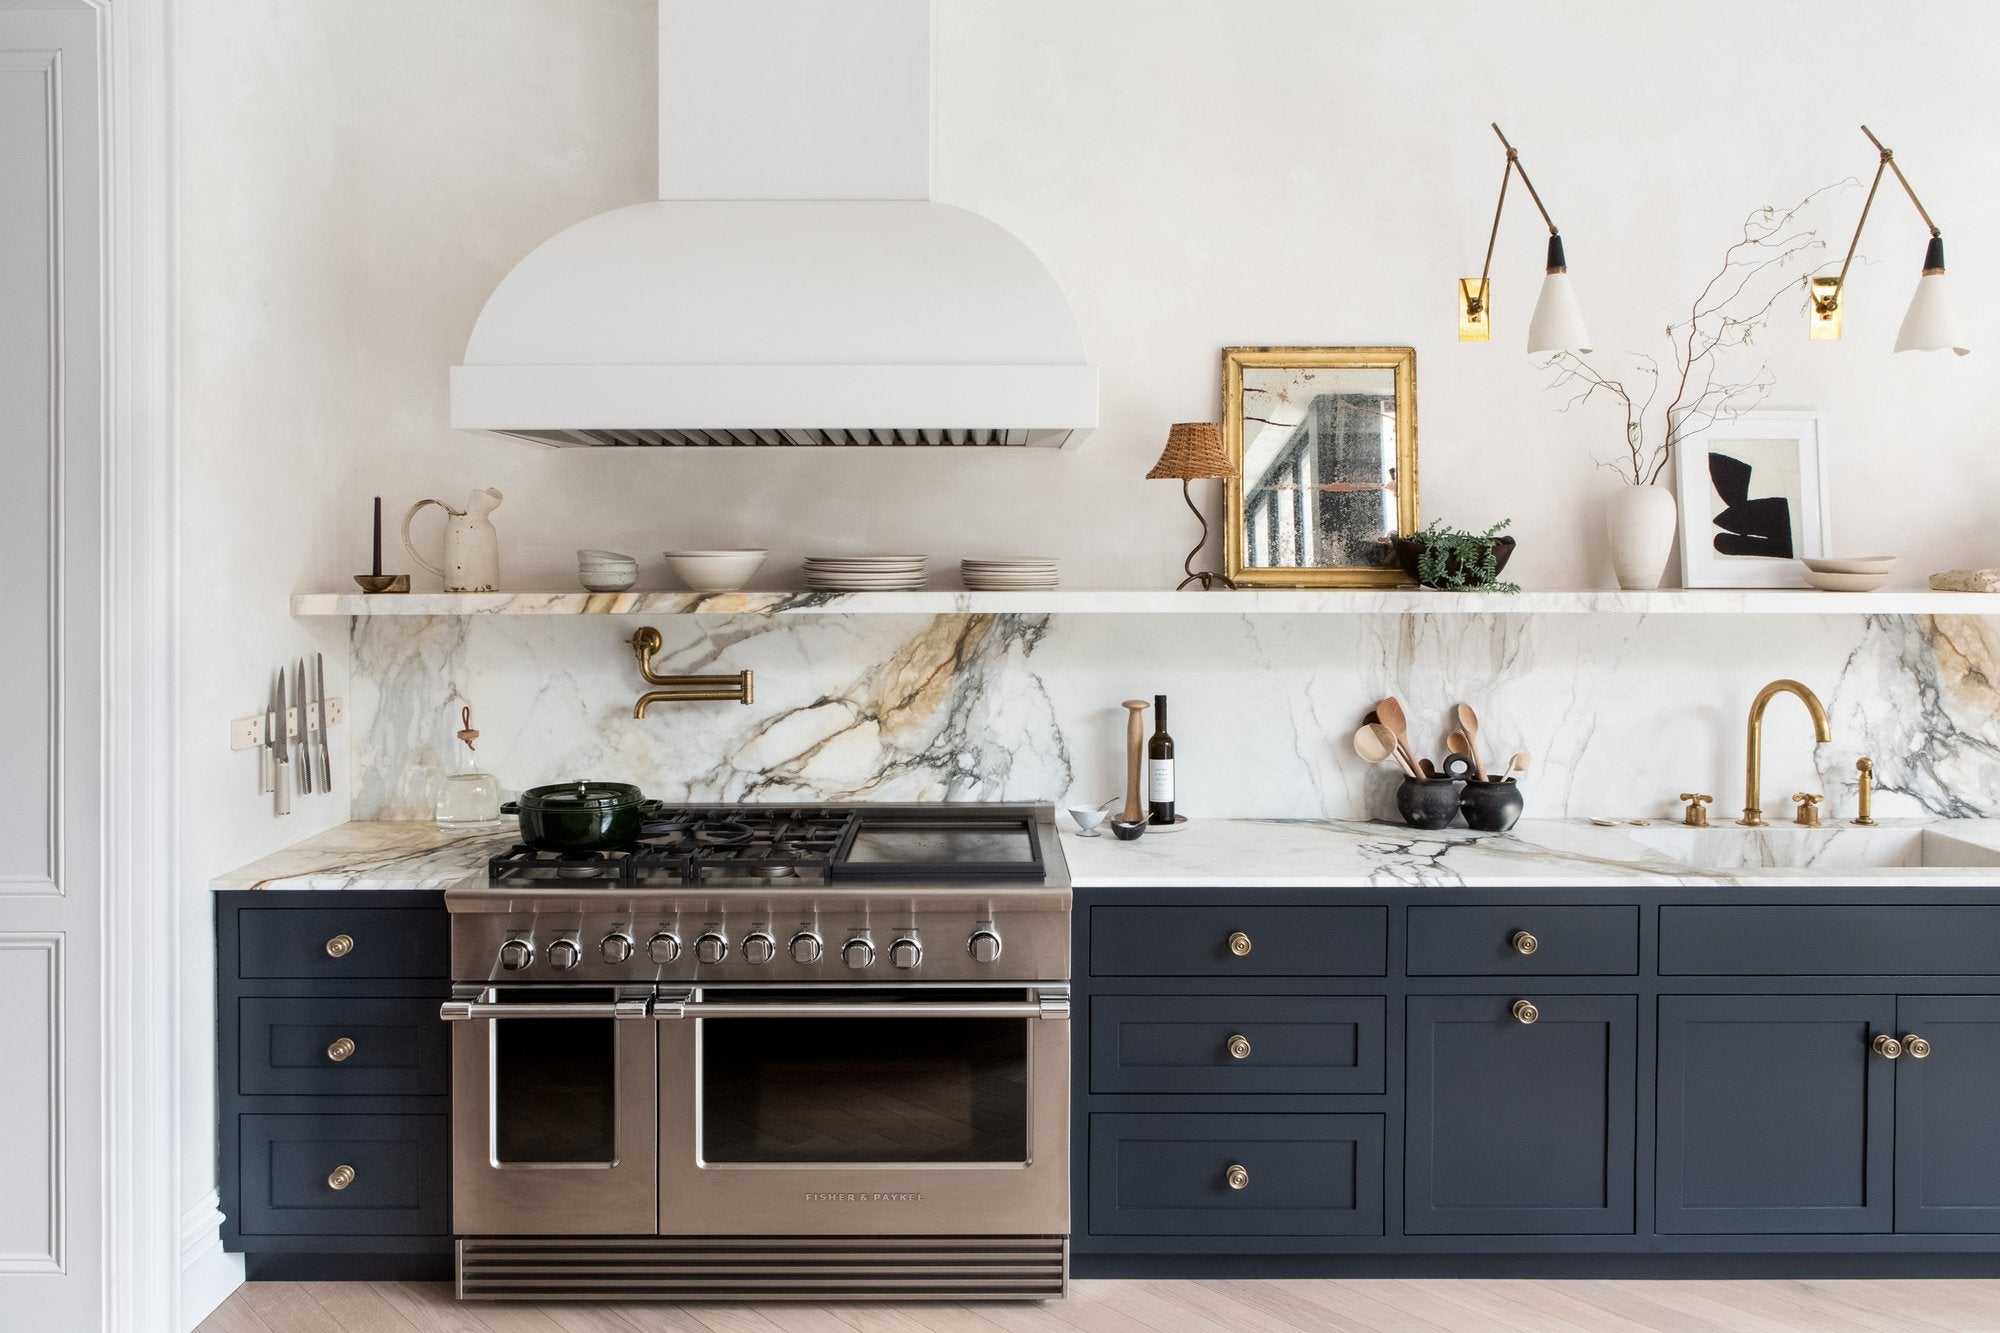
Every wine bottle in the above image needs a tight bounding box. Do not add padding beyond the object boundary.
[1148,693,1176,825]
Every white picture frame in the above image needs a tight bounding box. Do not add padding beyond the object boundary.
[1675,412,1829,589]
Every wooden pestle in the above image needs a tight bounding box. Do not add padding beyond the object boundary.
[1120,700,1150,822]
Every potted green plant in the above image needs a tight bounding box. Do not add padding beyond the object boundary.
[1392,519,1519,593]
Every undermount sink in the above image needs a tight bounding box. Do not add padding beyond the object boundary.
[1627,823,2000,872]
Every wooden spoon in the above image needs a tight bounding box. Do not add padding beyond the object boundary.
[1446,730,1489,782]
[1453,703,1489,779]
[1354,725,1419,779]
[1374,697,1421,775]
[1501,751,1532,780]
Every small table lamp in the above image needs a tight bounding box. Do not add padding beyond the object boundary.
[1147,422,1237,590]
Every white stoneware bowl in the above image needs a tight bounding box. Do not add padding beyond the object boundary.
[665,549,767,592]
[1803,556,1896,575]
[576,549,637,592]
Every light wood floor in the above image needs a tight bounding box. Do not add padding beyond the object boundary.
[199,1278,2000,1332]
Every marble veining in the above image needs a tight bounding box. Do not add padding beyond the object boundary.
[347,611,2000,825]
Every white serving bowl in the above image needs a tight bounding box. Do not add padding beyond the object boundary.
[576,549,638,591]
[1803,555,1896,575]
[1803,568,1890,593]
[665,549,767,592]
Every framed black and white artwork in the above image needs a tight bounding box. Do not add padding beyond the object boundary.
[1675,412,1828,588]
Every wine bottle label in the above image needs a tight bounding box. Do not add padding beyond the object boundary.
[1149,759,1175,802]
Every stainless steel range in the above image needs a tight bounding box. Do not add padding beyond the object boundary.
[440,802,1072,1302]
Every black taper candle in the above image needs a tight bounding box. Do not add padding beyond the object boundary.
[371,496,382,576]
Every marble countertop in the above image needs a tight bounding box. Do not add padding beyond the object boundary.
[212,817,2000,892]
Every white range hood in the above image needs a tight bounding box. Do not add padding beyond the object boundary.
[450,0,1097,449]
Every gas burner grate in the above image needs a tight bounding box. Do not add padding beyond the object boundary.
[486,808,860,888]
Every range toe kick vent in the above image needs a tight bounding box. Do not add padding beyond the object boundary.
[456,1236,1069,1302]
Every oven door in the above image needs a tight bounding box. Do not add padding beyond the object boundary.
[657,986,1070,1236]
[443,986,658,1235]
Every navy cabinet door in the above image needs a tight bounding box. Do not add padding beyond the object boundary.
[1657,994,1895,1234]
[1090,995,1385,1095]
[1895,995,2000,1234]
[1089,1113,1384,1237]
[1405,995,1635,1235]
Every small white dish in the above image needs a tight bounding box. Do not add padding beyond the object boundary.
[577,549,637,592]
[1803,555,1896,575]
[1067,807,1109,837]
[665,549,767,592]
[1803,569,1891,593]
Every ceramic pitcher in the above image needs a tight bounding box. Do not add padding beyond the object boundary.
[403,489,503,593]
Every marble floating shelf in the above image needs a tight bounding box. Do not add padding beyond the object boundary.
[290,588,2000,617]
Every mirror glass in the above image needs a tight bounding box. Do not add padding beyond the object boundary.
[1239,365,1400,572]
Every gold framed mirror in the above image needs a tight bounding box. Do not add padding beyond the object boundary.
[1221,346,1418,587]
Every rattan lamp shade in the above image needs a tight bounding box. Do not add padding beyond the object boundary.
[1147,422,1230,480]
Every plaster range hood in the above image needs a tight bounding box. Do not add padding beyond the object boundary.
[450,0,1096,450]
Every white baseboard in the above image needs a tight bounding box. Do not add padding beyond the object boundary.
[176,1193,240,1332]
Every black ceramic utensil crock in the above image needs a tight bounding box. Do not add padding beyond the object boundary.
[502,780,662,851]
[1397,776,1462,830]
[1459,777,1525,832]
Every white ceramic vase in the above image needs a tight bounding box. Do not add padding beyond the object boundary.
[1606,484,1677,590]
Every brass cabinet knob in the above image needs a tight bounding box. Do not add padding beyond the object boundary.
[1872,1034,1903,1060]
[324,933,354,958]
[327,1164,356,1191]
[1225,1164,1249,1191]
[1902,1033,1932,1059]
[1511,931,1539,955]
[325,1036,356,1063]
[1227,931,1253,957]
[1511,999,1540,1025]
[1227,1034,1252,1060]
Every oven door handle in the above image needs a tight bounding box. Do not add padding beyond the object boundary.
[652,995,1071,1022]
[439,998,654,1022]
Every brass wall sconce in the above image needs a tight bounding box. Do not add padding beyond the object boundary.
[1458,123,1593,353]
[1810,125,1968,356]
[630,626,754,719]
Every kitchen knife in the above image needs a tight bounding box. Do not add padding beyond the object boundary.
[295,660,312,795]
[314,652,332,792]
[273,667,292,815]
[259,678,275,795]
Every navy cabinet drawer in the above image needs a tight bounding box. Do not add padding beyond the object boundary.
[1090,996,1385,1095]
[237,1114,449,1236]
[1089,1113,1383,1236]
[238,907,448,980]
[238,997,449,1098]
[1090,906,1387,977]
[1660,906,2000,975]
[1409,905,1638,976]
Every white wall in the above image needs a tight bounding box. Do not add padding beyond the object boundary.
[224,0,2000,595]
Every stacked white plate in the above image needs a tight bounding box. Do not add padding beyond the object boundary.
[1801,555,1895,593]
[803,555,928,590]
[962,557,1061,591]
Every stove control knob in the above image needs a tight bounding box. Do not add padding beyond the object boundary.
[600,933,634,964]
[889,937,923,969]
[695,932,728,966]
[789,932,824,964]
[742,932,776,965]
[547,938,582,972]
[968,930,1003,965]
[842,938,876,970]
[498,939,534,971]
[647,931,682,965]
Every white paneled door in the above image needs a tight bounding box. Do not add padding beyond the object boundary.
[0,6,104,1328]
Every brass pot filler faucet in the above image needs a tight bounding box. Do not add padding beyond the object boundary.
[1679,678,1875,828]
[629,626,754,719]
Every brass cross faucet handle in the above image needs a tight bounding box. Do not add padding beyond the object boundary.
[1792,793,1824,828]
[1679,793,1712,828]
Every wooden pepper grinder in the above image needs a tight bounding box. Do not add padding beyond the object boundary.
[1120,700,1150,823]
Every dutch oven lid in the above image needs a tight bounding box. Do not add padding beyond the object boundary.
[516,780,645,812]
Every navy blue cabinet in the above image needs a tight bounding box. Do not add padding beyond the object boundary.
[1657,994,1896,1234]
[1091,995,1384,1096]
[217,891,452,1279]
[1895,995,2000,1234]
[1405,994,1635,1235]
[1090,1113,1383,1236]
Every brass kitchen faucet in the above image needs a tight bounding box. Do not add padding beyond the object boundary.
[630,626,754,719]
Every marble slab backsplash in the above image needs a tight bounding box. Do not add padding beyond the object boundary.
[349,612,2000,825]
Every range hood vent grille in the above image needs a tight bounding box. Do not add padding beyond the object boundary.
[499,427,1071,449]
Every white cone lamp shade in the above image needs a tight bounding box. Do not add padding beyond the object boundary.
[1526,236,1594,354]
[1894,237,1970,356]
